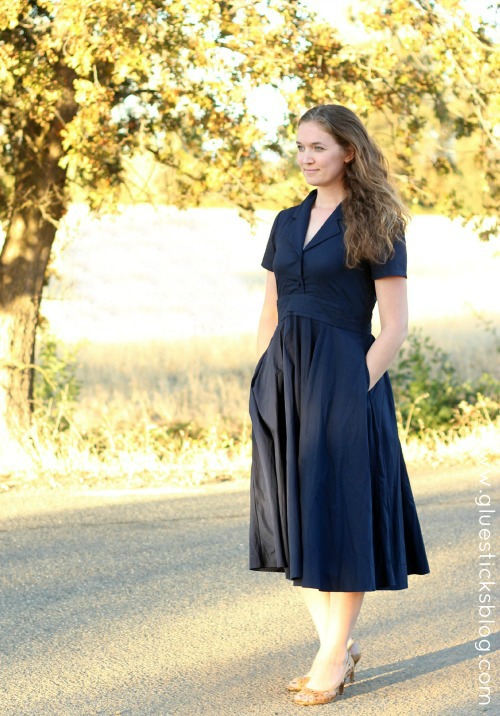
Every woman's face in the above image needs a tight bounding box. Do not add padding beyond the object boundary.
[296,121,353,189]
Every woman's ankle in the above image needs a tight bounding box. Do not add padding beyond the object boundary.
[317,643,348,663]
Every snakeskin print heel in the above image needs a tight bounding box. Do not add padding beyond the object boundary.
[293,652,355,706]
[287,638,361,692]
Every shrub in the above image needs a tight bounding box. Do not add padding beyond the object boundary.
[391,329,500,438]
[33,328,81,430]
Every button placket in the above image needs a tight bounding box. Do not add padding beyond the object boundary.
[298,256,305,292]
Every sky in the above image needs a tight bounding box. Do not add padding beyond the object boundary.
[304,0,361,34]
[249,0,497,133]
[305,0,496,23]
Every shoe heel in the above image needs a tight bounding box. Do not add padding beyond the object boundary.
[338,679,346,695]
[344,653,356,686]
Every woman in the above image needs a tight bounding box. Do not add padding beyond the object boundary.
[248,104,430,707]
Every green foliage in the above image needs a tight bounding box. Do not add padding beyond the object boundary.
[355,1,499,236]
[33,328,81,429]
[0,1,497,222]
[391,329,500,437]
[0,0,337,217]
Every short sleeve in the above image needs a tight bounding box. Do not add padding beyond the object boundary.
[369,235,407,279]
[261,212,281,271]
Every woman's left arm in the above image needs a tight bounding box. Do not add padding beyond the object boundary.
[365,276,408,390]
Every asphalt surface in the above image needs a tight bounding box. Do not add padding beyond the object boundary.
[0,465,498,715]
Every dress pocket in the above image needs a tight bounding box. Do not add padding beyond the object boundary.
[250,347,268,388]
[364,359,371,392]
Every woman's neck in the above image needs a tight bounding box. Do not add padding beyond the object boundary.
[314,185,346,210]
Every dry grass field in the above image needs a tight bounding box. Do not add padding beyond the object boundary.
[4,204,499,489]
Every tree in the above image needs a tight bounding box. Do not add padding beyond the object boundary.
[354,0,498,228]
[279,0,498,226]
[0,0,496,467]
[0,0,325,462]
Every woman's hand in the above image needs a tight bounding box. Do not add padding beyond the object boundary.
[366,276,408,390]
[256,271,279,359]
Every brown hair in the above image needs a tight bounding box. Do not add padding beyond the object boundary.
[298,104,410,268]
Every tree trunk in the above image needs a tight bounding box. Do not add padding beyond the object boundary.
[0,65,77,473]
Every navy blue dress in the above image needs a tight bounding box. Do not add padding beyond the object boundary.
[249,189,430,592]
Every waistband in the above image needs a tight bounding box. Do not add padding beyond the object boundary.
[278,294,371,335]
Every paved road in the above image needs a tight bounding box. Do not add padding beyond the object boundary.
[0,466,498,715]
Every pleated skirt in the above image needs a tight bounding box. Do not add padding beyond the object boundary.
[249,313,430,592]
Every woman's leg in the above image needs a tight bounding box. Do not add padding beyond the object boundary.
[301,587,331,646]
[301,589,365,690]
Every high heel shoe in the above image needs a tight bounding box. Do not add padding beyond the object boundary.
[286,638,361,692]
[293,652,355,706]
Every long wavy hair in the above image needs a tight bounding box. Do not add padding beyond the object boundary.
[298,104,410,268]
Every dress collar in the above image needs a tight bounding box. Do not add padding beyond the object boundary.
[290,190,344,253]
